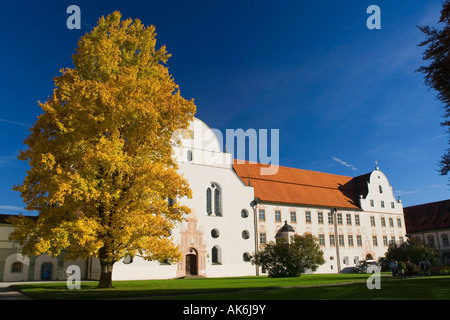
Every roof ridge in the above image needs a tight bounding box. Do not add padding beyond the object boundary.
[241,175,354,191]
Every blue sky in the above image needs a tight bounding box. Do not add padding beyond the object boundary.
[0,0,448,215]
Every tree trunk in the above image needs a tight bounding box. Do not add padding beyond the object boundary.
[98,246,114,288]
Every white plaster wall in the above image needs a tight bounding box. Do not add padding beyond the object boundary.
[112,118,256,280]
[256,199,407,274]
[3,253,30,282]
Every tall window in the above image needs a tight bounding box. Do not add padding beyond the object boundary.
[329,234,335,246]
[318,212,324,224]
[357,235,362,246]
[275,210,281,222]
[206,188,212,215]
[355,214,360,225]
[259,232,267,244]
[370,216,376,226]
[305,211,311,223]
[259,209,266,221]
[206,183,222,216]
[319,234,325,246]
[348,235,354,246]
[290,211,297,223]
[337,213,343,225]
[212,246,222,264]
[389,218,394,227]
[372,236,378,246]
[338,235,344,246]
[346,214,351,225]
[328,212,333,224]
[397,218,402,227]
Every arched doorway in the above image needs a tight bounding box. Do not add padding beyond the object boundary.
[185,248,198,276]
[41,262,53,280]
[365,254,374,260]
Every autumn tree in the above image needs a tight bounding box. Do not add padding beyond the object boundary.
[417,1,450,180]
[8,11,196,288]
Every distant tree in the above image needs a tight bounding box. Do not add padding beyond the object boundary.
[8,11,196,288]
[417,1,450,180]
[251,233,325,278]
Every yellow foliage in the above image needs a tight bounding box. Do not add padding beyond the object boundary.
[10,11,196,271]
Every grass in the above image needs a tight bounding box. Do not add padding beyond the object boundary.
[12,273,450,300]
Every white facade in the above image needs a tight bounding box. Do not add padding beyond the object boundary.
[0,117,407,281]
[111,118,256,280]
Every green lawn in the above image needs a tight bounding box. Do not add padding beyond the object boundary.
[12,273,450,300]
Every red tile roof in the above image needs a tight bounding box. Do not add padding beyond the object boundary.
[404,199,450,233]
[233,161,365,210]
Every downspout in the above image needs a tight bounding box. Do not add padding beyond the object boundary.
[333,208,341,273]
[252,199,259,276]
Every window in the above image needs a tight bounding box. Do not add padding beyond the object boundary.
[442,234,449,247]
[328,212,333,224]
[399,237,404,244]
[391,202,395,209]
[243,252,251,262]
[305,211,311,223]
[290,211,297,223]
[242,230,250,240]
[379,185,383,193]
[372,236,378,246]
[338,235,344,246]
[337,213,343,225]
[383,236,388,246]
[206,188,212,215]
[212,246,222,264]
[259,209,265,221]
[390,236,396,245]
[275,210,281,222]
[11,262,22,273]
[389,218,394,227]
[346,214,351,225]
[259,233,267,244]
[357,235,362,246]
[355,214,360,225]
[319,234,325,246]
[211,229,220,238]
[370,199,374,207]
[381,201,385,208]
[381,217,386,227]
[214,188,221,216]
[187,149,193,162]
[318,212,324,224]
[329,234,335,246]
[241,209,249,218]
[348,235,354,246]
[370,216,376,226]
[427,235,435,247]
[206,183,221,216]
[397,218,402,228]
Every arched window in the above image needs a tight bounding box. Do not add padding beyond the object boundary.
[206,183,222,216]
[214,188,221,216]
[211,245,222,264]
[206,188,212,215]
